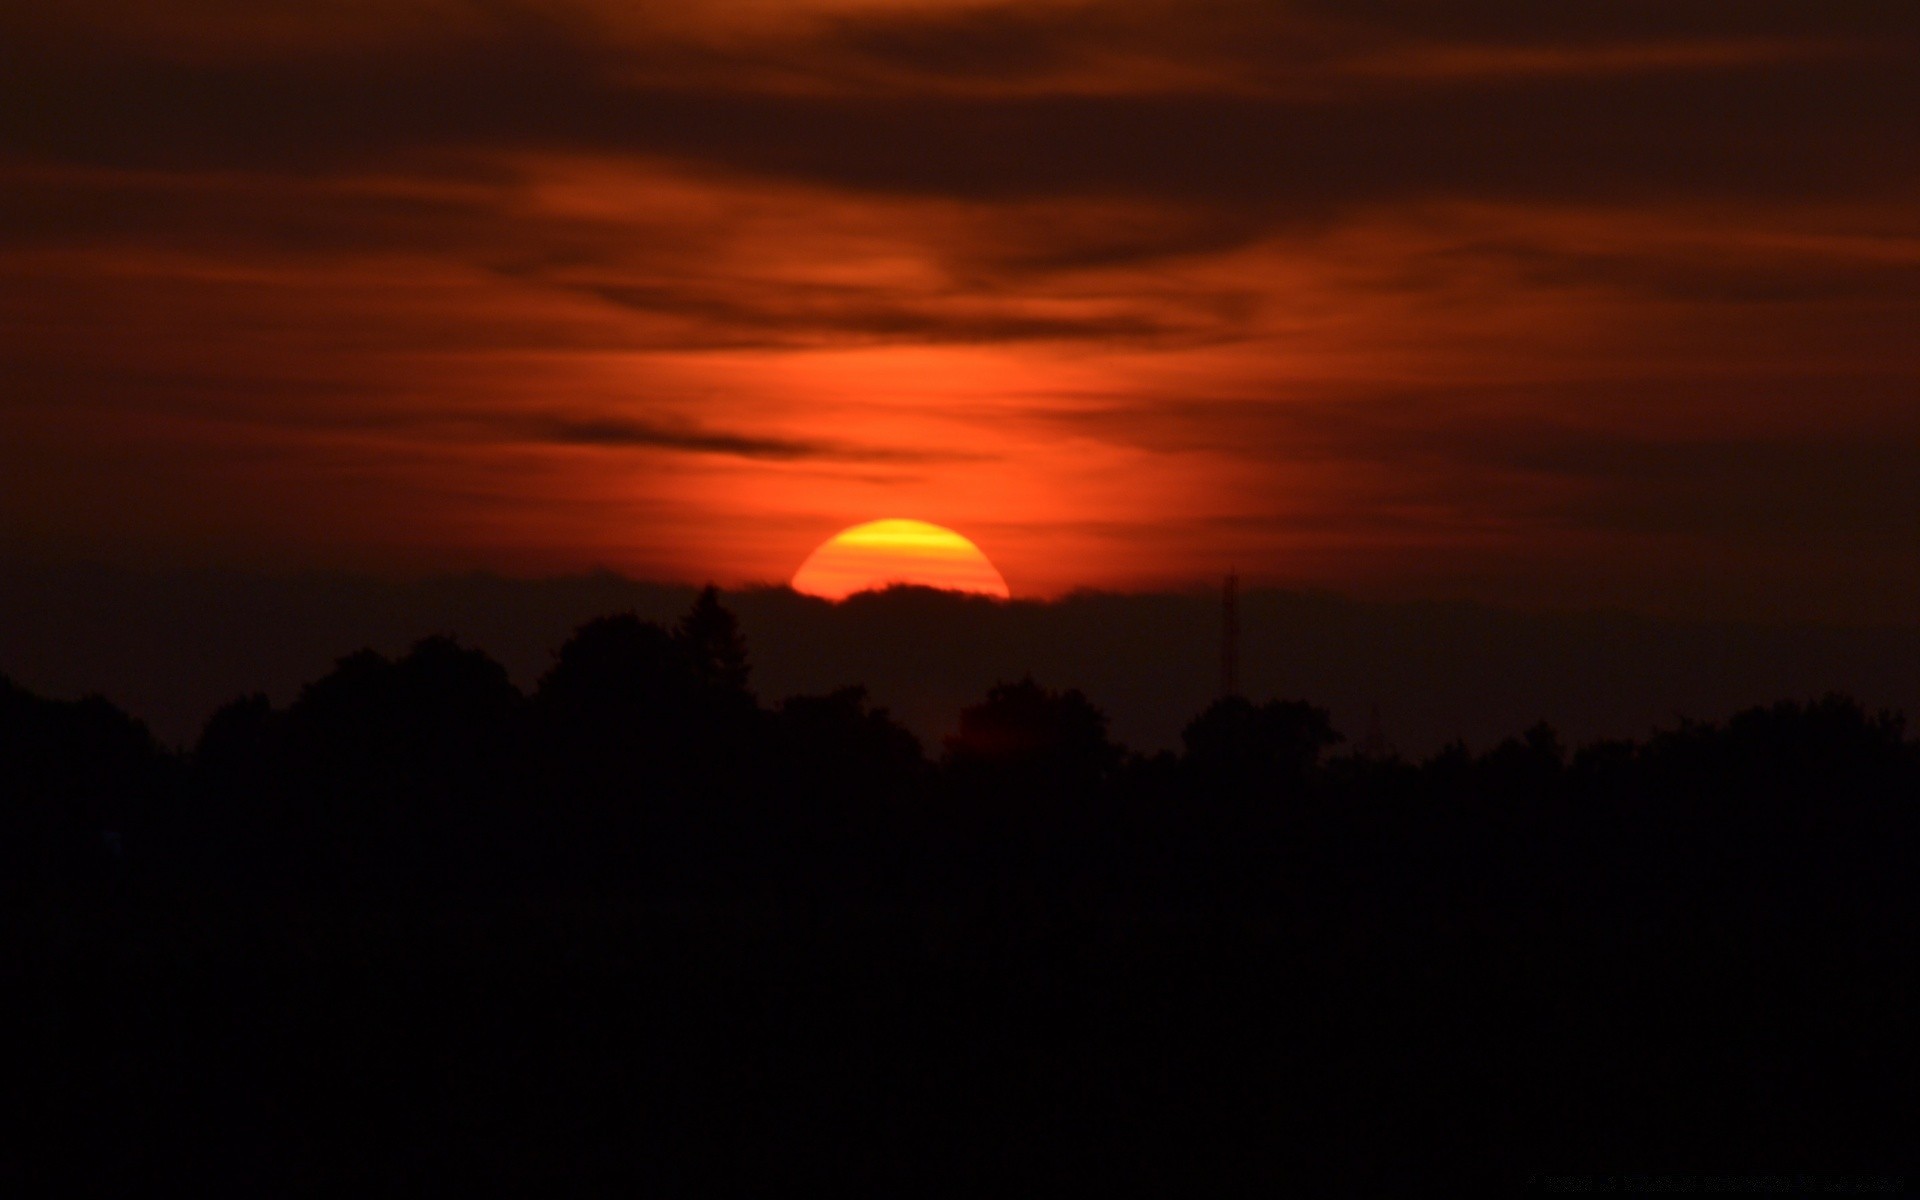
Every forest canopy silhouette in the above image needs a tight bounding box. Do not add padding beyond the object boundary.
[8,588,1915,1187]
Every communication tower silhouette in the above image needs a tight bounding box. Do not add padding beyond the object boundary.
[1363,703,1389,758]
[1221,569,1240,698]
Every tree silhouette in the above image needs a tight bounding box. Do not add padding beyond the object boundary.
[536,613,696,722]
[1476,720,1565,800]
[943,676,1120,792]
[527,597,768,886]
[1180,695,1342,797]
[222,637,529,887]
[776,685,925,799]
[678,583,751,696]
[1,675,165,890]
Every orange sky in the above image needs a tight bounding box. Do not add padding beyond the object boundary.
[4,1,1920,621]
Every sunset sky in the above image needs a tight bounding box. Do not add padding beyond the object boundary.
[5,1,1919,622]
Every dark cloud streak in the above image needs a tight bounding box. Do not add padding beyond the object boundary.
[575,281,1203,347]
[530,414,972,463]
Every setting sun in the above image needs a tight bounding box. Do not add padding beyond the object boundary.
[790,519,1011,601]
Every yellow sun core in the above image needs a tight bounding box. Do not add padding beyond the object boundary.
[790,519,1011,601]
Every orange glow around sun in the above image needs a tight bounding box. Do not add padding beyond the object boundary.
[790,519,1012,601]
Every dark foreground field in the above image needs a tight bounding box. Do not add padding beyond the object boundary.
[9,593,1915,1188]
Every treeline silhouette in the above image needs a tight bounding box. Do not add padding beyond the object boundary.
[8,589,1916,1188]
